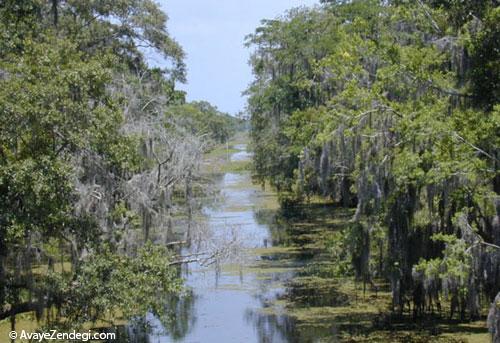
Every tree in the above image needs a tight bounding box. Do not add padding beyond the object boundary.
[0,0,236,329]
[246,0,499,320]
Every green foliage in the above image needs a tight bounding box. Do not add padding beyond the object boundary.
[63,244,180,325]
[467,6,500,109]
[416,233,472,298]
[166,101,241,144]
[325,231,353,277]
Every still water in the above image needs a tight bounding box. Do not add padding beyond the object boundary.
[113,144,302,343]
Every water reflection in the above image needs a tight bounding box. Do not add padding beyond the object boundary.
[112,291,197,342]
[110,143,306,343]
[244,310,299,343]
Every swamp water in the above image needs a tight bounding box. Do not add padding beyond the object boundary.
[109,144,489,343]
[112,144,322,343]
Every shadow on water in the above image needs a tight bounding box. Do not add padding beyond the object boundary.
[111,290,197,343]
[244,310,301,343]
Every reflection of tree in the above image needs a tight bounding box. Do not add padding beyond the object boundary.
[113,323,150,343]
[253,206,313,248]
[254,208,286,246]
[161,289,197,341]
[244,308,300,343]
[111,290,197,343]
[246,204,309,343]
[250,204,345,342]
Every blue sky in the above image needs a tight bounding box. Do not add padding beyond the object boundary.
[156,0,319,115]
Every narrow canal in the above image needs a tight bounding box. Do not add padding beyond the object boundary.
[115,143,304,342]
